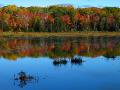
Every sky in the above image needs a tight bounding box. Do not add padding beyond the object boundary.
[0,0,120,7]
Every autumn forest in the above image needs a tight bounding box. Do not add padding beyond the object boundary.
[0,5,120,32]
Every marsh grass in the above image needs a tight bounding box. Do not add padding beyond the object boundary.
[1,31,120,37]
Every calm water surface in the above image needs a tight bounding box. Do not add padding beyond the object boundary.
[0,36,120,90]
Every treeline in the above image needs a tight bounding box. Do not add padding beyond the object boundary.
[0,5,120,32]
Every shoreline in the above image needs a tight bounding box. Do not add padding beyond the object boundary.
[1,32,120,37]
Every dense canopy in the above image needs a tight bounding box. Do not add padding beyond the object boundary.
[0,5,120,32]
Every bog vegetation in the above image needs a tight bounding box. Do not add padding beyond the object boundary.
[0,5,120,32]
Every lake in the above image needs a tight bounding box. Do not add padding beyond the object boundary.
[0,36,120,90]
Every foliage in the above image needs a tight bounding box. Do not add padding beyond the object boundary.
[0,5,120,32]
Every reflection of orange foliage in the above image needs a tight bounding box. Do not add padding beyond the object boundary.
[8,40,30,49]
[92,50,106,57]
[108,42,114,50]
[0,51,6,56]
[9,54,17,60]
[20,48,35,56]
[77,44,87,53]
[0,37,118,59]
[61,42,71,51]
[8,40,17,48]
[48,43,55,51]
[20,50,30,56]
[39,48,46,54]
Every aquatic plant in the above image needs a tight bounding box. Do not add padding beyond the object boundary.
[14,71,38,88]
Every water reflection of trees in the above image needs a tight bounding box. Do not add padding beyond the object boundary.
[71,57,83,65]
[104,54,116,60]
[0,36,120,60]
[14,71,38,88]
[53,57,84,66]
[53,59,67,66]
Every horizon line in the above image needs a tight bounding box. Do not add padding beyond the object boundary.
[0,4,120,8]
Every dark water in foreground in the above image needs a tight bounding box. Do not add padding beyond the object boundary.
[0,36,120,90]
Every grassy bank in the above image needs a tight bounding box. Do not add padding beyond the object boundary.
[1,32,120,37]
